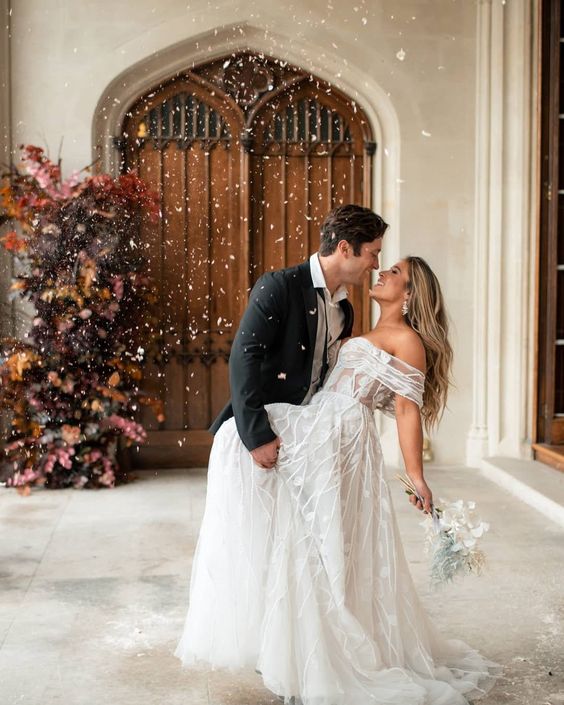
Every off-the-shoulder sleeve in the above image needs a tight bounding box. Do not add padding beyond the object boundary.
[325,340,425,417]
[375,351,425,407]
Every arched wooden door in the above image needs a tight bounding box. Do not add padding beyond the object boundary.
[120,53,375,468]
[248,76,374,328]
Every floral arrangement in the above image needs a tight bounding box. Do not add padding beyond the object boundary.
[0,145,164,491]
[397,475,490,587]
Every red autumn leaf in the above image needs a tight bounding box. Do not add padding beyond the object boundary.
[1,230,27,253]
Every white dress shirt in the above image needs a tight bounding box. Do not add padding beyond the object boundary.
[302,253,348,404]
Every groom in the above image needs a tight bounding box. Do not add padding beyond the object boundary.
[210,204,388,469]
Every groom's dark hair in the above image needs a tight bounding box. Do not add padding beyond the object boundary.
[319,204,388,256]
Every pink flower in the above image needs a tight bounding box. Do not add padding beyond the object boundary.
[21,149,80,201]
[112,277,124,300]
[9,467,40,486]
[43,452,57,474]
[43,446,77,473]
[59,170,82,198]
[5,439,26,452]
[60,377,75,393]
[100,303,119,321]
[57,447,75,469]
[99,457,115,487]
[102,414,146,443]
[61,424,81,445]
[48,371,62,386]
[57,319,74,332]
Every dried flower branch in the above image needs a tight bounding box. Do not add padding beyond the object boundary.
[0,145,163,490]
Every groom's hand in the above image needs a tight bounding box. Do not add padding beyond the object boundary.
[251,438,281,470]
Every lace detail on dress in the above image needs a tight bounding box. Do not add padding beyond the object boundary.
[176,335,500,705]
[319,337,425,415]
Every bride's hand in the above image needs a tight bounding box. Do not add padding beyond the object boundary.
[408,477,433,514]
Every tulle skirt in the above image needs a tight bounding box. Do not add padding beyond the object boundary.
[175,391,500,704]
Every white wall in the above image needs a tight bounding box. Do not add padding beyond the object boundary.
[7,0,484,464]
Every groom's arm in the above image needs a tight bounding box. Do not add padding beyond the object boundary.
[229,272,288,452]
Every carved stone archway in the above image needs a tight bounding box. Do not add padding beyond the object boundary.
[113,51,375,467]
[94,26,399,466]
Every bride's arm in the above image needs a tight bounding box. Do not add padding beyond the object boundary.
[392,333,432,513]
[395,398,432,513]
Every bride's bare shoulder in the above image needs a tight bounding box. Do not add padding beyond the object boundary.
[362,327,425,373]
[392,329,426,373]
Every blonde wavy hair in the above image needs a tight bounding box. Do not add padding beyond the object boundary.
[404,256,453,431]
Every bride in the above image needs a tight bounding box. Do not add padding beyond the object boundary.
[175,256,499,705]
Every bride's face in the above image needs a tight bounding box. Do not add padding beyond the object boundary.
[369,259,409,303]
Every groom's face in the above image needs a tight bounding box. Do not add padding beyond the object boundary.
[342,239,383,285]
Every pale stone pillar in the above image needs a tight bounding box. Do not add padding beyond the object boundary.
[466,0,538,464]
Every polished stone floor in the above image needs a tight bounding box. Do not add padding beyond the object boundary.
[0,466,563,705]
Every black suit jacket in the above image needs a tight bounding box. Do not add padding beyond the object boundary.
[209,260,354,451]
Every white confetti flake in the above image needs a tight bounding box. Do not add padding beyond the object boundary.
[277,372,287,380]
[421,130,432,137]
[396,48,406,61]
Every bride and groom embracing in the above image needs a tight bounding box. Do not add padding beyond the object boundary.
[175,205,499,705]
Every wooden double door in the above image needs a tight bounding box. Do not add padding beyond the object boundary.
[535,0,564,470]
[120,52,376,467]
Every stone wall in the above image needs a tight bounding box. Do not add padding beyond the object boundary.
[2,0,539,466]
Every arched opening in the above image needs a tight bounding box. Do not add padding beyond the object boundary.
[117,51,377,467]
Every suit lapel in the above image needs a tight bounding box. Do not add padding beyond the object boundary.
[298,261,319,357]
[338,299,354,338]
[298,261,354,342]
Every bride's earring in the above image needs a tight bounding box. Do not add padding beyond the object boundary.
[401,300,409,316]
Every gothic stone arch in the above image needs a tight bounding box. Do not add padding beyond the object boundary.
[118,51,376,467]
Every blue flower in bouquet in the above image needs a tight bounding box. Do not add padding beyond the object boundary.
[397,475,490,587]
[422,498,489,587]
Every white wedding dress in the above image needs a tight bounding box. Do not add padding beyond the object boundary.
[175,337,499,704]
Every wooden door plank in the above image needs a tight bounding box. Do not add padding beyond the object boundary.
[285,156,309,265]
[537,0,562,445]
[532,442,564,472]
[121,58,375,468]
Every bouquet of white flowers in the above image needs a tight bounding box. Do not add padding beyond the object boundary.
[397,475,490,587]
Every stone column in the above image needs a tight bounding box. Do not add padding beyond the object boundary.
[466,0,538,464]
